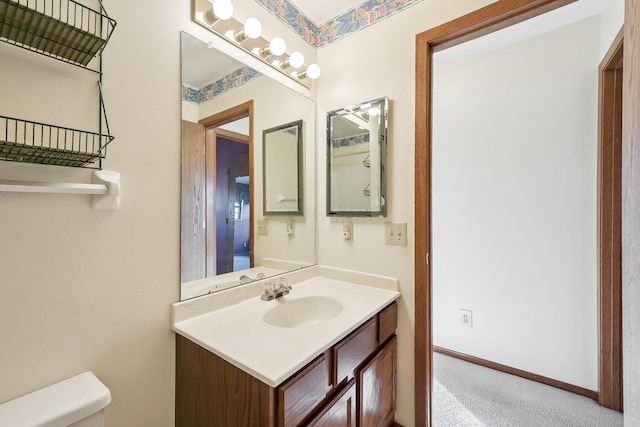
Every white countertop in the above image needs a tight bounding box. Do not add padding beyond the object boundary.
[171,268,400,387]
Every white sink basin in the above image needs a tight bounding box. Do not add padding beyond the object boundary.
[263,296,343,328]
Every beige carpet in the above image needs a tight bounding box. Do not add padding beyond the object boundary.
[433,353,624,427]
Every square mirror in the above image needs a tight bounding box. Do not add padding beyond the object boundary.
[326,97,388,217]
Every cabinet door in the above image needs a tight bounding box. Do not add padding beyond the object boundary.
[358,336,397,427]
[278,352,332,426]
[308,380,357,427]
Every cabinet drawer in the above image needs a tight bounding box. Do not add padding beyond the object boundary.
[277,352,332,427]
[334,318,378,384]
[378,302,397,344]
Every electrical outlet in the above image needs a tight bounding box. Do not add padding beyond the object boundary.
[460,309,473,328]
[257,219,268,236]
[343,221,353,241]
[385,222,407,246]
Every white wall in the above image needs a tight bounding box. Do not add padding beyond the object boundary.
[0,0,311,426]
[2,0,633,426]
[432,14,600,390]
[315,1,495,425]
[0,0,184,423]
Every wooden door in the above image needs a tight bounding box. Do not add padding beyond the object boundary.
[181,120,206,283]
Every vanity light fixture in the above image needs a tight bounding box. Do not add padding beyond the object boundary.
[295,63,321,80]
[194,1,320,86]
[231,17,263,43]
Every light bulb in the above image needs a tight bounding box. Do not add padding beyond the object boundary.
[269,37,286,56]
[306,63,321,79]
[212,0,233,20]
[289,51,304,68]
[368,107,380,117]
[296,64,321,80]
[244,17,262,39]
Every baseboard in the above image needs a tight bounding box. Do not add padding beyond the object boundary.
[433,346,598,401]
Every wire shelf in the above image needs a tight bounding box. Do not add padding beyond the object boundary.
[0,0,116,70]
[0,114,113,168]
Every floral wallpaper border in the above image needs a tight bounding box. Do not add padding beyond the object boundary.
[182,65,262,104]
[332,133,370,148]
[255,0,423,48]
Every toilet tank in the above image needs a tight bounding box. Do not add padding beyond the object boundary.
[0,372,111,427]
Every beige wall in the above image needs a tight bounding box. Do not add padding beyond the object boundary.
[0,0,313,425]
[0,1,196,425]
[315,1,494,425]
[5,1,634,427]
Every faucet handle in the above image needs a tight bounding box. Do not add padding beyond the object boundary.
[260,281,276,301]
[278,277,291,289]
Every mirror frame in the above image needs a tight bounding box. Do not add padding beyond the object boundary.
[262,120,304,216]
[326,96,389,217]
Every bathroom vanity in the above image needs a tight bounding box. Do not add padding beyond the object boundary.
[171,267,400,427]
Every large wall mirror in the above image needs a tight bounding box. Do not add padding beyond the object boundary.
[180,32,315,301]
[326,97,388,217]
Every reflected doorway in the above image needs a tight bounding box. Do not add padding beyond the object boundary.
[180,101,254,282]
[217,145,248,273]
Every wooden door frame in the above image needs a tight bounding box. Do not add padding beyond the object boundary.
[412,1,625,425]
[199,100,254,274]
[598,29,624,411]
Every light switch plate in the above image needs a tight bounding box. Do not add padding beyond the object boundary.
[343,221,353,241]
[385,222,407,246]
[286,218,295,237]
[257,219,268,236]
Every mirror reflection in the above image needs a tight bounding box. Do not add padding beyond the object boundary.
[327,97,388,217]
[263,120,303,215]
[180,32,315,300]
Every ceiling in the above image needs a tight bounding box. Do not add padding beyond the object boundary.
[181,32,244,88]
[289,0,363,24]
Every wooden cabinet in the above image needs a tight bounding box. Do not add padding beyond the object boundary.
[176,301,397,427]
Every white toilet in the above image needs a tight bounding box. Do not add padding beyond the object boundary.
[0,371,111,427]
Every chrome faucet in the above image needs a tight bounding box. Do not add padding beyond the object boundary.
[239,275,253,284]
[260,278,292,301]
